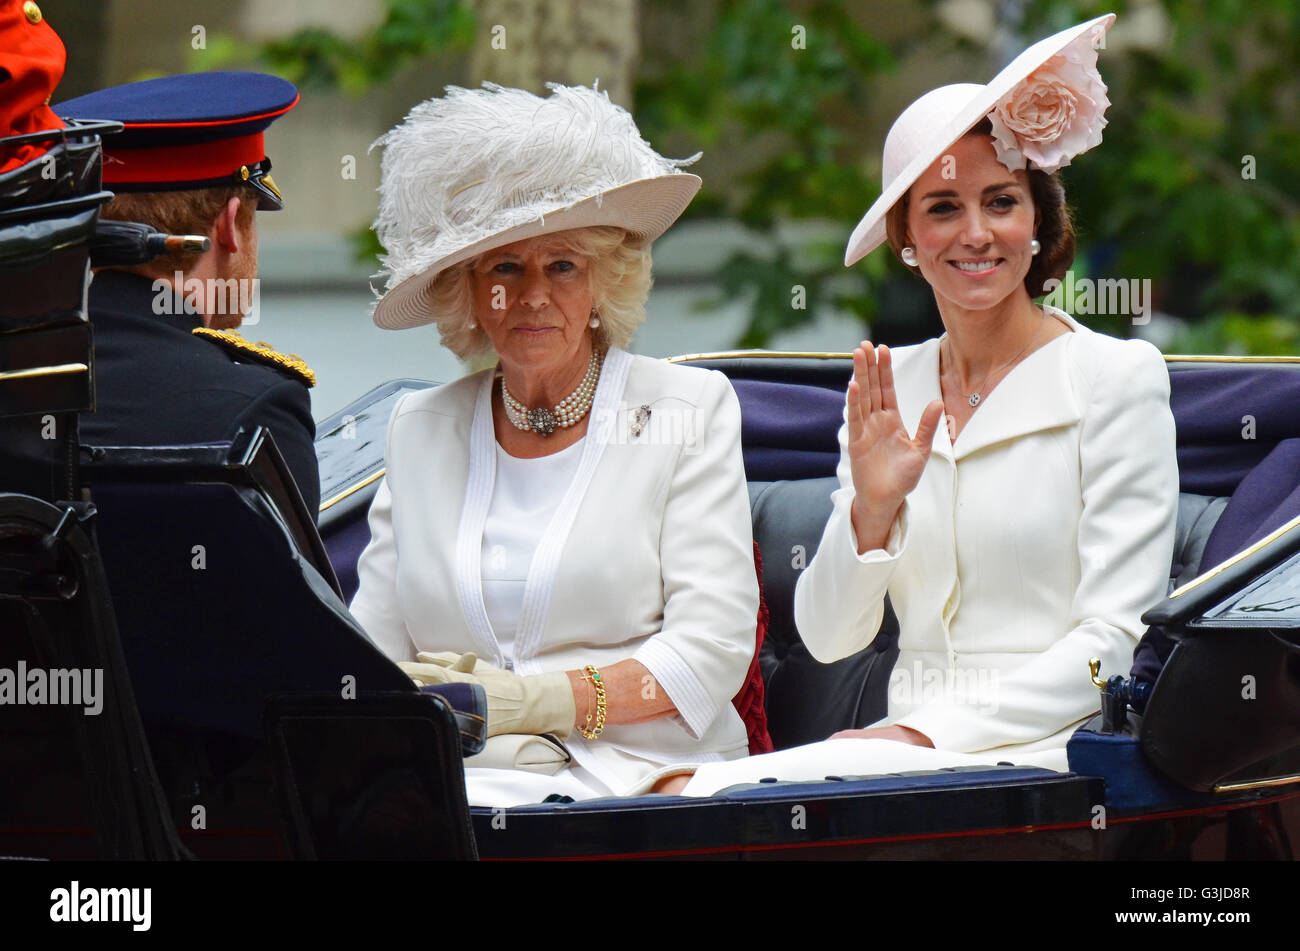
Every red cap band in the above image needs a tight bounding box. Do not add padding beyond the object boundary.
[102,131,265,184]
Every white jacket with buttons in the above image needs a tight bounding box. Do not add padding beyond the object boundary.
[793,308,1179,768]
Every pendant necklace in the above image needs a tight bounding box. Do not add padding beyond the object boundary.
[949,312,1047,408]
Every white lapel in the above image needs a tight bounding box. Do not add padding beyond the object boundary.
[454,370,504,662]
[894,309,1084,462]
[892,337,954,463]
[950,308,1082,459]
[512,346,631,672]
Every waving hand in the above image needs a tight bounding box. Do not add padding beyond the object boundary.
[846,342,943,553]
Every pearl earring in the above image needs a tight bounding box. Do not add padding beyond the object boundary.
[1030,238,1041,256]
[589,315,601,329]
[900,246,919,267]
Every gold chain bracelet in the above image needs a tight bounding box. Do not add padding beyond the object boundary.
[578,665,607,740]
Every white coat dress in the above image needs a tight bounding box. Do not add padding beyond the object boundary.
[677,307,1178,796]
[349,346,759,806]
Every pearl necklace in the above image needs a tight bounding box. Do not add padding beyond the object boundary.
[501,348,604,436]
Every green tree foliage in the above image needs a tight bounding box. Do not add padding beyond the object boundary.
[634,0,903,346]
[1016,0,1300,353]
[230,0,1298,354]
[200,1,476,264]
[247,0,475,94]
[638,0,1300,352]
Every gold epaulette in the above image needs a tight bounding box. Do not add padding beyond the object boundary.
[192,328,316,387]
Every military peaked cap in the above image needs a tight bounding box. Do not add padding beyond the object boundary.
[54,71,299,209]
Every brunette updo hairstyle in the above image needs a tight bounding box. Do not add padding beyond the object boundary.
[884,118,1075,297]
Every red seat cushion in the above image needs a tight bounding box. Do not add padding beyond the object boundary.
[732,540,774,754]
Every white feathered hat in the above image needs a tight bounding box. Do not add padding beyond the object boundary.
[369,82,702,330]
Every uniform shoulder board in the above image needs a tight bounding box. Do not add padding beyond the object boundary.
[192,328,316,387]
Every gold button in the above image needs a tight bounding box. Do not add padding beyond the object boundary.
[23,2,42,24]
[239,165,250,181]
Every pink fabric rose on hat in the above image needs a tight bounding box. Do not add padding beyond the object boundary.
[987,35,1110,174]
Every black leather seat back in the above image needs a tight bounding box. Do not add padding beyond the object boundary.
[1170,494,1228,592]
[0,126,116,500]
[750,479,900,748]
[1138,437,1300,790]
[81,435,479,857]
[267,692,477,860]
[1142,627,1300,791]
[83,438,413,740]
[0,122,182,859]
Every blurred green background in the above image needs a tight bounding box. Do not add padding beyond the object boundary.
[240,0,1299,353]
[47,0,1300,412]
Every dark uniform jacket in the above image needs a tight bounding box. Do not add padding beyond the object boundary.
[81,269,320,516]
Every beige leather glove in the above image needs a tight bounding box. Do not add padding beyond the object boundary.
[401,651,478,679]
[399,652,576,740]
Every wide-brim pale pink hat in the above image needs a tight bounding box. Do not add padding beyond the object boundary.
[845,12,1115,267]
[370,82,701,330]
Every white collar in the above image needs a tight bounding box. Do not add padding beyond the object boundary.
[895,306,1084,461]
